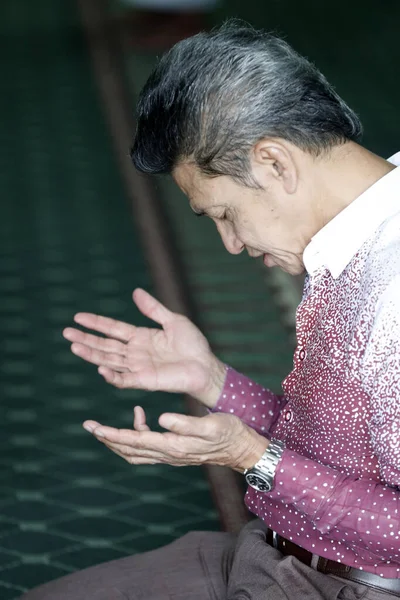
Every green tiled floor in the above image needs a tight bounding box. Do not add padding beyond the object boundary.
[0,1,219,597]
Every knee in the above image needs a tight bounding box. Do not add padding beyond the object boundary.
[18,577,78,600]
[181,530,206,542]
[171,530,206,551]
[19,586,55,600]
[175,529,229,553]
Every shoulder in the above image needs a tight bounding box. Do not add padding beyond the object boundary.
[362,209,400,296]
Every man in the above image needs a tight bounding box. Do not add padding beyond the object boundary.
[22,21,399,600]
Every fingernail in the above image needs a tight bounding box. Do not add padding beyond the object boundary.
[94,429,105,438]
[83,424,94,433]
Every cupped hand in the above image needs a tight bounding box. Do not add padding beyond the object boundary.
[83,408,269,472]
[63,288,226,409]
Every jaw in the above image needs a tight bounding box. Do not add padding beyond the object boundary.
[280,262,306,276]
[265,253,305,275]
[260,244,303,272]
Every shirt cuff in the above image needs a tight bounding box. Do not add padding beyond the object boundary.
[267,450,342,525]
[212,366,286,435]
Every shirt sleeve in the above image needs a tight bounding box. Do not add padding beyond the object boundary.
[212,366,287,437]
[263,450,400,563]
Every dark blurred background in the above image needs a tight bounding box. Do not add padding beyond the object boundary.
[0,1,398,598]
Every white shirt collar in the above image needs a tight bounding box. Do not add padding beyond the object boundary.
[303,151,400,279]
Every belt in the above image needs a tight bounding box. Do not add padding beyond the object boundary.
[266,529,400,597]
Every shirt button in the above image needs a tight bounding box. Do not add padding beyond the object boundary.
[284,410,292,422]
[299,348,306,361]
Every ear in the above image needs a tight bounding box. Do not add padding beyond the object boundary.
[251,139,298,194]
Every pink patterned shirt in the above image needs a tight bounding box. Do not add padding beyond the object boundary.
[214,153,400,578]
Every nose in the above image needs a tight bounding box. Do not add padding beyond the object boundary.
[216,222,244,255]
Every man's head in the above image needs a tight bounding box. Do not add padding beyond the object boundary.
[131,21,363,275]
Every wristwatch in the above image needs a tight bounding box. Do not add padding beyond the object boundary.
[244,438,285,492]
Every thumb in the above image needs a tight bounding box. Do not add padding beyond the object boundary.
[159,413,204,436]
[132,288,175,327]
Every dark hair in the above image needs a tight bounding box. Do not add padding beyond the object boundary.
[131,20,362,187]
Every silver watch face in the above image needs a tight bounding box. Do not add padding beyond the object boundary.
[245,472,272,493]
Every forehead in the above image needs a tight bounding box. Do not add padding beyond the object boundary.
[173,163,229,211]
[173,162,206,198]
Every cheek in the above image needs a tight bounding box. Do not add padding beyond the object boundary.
[215,220,237,238]
[236,221,265,245]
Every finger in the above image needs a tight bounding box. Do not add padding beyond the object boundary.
[83,420,102,433]
[159,413,210,437]
[133,406,151,431]
[87,422,194,460]
[70,343,129,371]
[72,313,135,343]
[91,425,168,452]
[63,328,125,355]
[103,441,190,466]
[102,440,162,459]
[133,288,177,327]
[91,425,200,466]
[98,443,159,465]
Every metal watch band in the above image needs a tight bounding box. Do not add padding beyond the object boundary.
[244,438,285,492]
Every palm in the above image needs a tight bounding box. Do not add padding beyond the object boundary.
[63,288,223,406]
[124,310,212,394]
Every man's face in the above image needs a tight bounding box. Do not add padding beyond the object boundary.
[173,160,315,276]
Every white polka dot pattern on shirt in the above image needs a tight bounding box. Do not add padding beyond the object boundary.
[213,213,400,578]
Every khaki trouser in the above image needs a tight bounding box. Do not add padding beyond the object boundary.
[20,520,395,599]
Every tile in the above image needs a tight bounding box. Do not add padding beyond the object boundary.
[0,423,45,438]
[0,384,35,400]
[0,501,77,523]
[53,516,141,540]
[0,448,55,465]
[110,473,184,495]
[47,486,133,508]
[47,458,118,478]
[168,489,217,511]
[5,409,38,423]
[0,473,64,492]
[0,563,70,590]
[0,549,19,568]
[0,531,73,554]
[0,584,23,600]
[114,500,204,525]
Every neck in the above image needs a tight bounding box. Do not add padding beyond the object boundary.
[314,142,395,231]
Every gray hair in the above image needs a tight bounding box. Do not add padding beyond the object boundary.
[131,20,363,187]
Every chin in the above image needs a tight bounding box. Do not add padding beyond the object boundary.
[280,263,306,276]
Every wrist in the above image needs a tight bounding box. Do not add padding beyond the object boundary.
[233,428,269,473]
[243,438,285,493]
[196,358,227,409]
